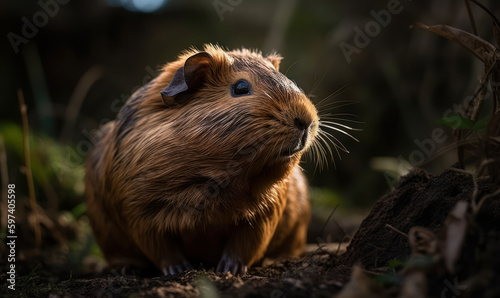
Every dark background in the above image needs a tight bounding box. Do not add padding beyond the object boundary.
[1,0,499,231]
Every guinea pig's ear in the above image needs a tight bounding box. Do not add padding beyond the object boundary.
[161,52,213,105]
[266,53,282,72]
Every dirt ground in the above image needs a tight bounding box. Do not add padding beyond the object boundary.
[2,166,500,297]
[2,246,344,297]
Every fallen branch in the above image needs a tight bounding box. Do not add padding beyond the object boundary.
[385,224,409,239]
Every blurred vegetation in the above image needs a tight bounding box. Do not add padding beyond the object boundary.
[0,122,84,207]
[1,0,499,270]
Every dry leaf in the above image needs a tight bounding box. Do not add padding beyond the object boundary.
[414,3,500,179]
[413,23,496,63]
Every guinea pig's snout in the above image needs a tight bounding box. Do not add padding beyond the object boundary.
[281,117,314,157]
[294,117,312,150]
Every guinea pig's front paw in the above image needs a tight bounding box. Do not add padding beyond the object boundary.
[162,260,193,276]
[216,253,248,276]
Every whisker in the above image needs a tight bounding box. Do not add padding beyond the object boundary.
[317,131,335,162]
[316,139,326,170]
[316,98,355,109]
[312,141,321,171]
[321,121,363,131]
[320,123,360,142]
[319,129,345,156]
[284,60,299,76]
[306,82,361,170]
[304,140,321,175]
[310,138,322,171]
[308,66,331,98]
[319,112,360,118]
[309,143,319,178]
[319,129,349,154]
[315,84,350,107]
[310,137,322,165]
[315,136,328,170]
[317,100,359,112]
[319,113,363,122]
[317,135,336,169]
[320,117,364,125]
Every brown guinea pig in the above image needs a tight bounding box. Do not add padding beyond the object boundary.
[85,44,319,276]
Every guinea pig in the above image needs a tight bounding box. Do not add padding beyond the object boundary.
[85,44,319,276]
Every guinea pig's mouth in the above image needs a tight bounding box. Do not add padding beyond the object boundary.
[279,124,312,158]
[280,147,302,158]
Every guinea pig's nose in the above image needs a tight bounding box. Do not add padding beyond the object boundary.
[294,118,312,131]
[293,118,313,152]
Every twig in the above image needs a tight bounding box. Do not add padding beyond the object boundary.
[319,204,339,241]
[471,63,496,122]
[385,224,409,239]
[336,234,351,256]
[416,138,479,167]
[450,160,499,213]
[0,136,8,232]
[477,188,500,212]
[332,217,351,239]
[464,0,478,36]
[18,89,41,249]
[60,66,103,142]
[450,163,480,210]
[461,61,495,122]
[457,62,496,165]
[361,268,385,276]
[472,159,500,212]
[470,0,500,29]
[35,204,68,252]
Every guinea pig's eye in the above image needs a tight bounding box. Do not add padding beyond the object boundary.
[231,79,252,97]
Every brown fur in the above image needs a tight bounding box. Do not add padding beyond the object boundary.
[85,44,319,275]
